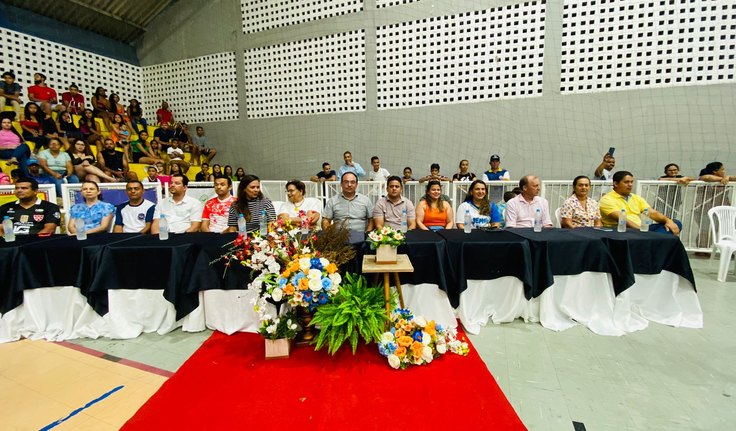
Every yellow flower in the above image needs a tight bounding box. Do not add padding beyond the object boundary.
[395,346,407,358]
[411,341,424,358]
[397,336,413,347]
[424,320,436,338]
[298,278,310,291]
[326,263,338,274]
[283,284,295,295]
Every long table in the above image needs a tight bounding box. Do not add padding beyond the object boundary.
[0,228,701,342]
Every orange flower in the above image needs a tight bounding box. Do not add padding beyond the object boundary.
[424,320,436,338]
[411,341,424,358]
[281,269,291,278]
[283,284,295,295]
[288,262,300,273]
[298,278,309,291]
[394,329,405,338]
[397,336,413,347]
[395,346,406,358]
[325,263,338,274]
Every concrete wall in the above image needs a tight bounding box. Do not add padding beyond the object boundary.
[136,0,736,181]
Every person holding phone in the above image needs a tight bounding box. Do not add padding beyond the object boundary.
[594,148,616,180]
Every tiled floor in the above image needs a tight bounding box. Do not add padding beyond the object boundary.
[1,255,733,430]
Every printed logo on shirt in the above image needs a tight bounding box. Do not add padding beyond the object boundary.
[137,213,145,221]
[20,215,29,223]
[33,214,44,222]
[35,208,44,212]
[53,212,61,218]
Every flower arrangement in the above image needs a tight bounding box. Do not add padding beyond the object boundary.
[366,226,406,250]
[377,308,470,369]
[257,309,301,340]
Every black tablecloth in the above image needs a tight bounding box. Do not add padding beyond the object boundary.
[438,229,534,306]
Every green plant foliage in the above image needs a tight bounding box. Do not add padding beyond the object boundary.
[310,273,392,355]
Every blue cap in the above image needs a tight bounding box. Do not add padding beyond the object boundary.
[27,158,40,166]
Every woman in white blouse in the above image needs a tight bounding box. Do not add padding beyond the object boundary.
[278,180,322,229]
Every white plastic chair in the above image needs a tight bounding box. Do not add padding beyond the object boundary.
[554,207,562,228]
[707,206,736,282]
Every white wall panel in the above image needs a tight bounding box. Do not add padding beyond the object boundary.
[240,0,363,34]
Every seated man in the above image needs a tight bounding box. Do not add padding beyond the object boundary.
[482,154,511,181]
[505,175,553,228]
[201,175,236,233]
[0,71,22,120]
[97,138,128,181]
[418,163,450,183]
[151,174,203,234]
[27,72,63,112]
[372,176,416,230]
[60,84,85,114]
[113,180,155,233]
[322,172,373,231]
[599,170,681,234]
[310,162,337,182]
[167,138,190,172]
[192,126,217,165]
[153,122,175,151]
[0,177,60,235]
[195,162,211,181]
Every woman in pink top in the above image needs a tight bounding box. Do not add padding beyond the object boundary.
[0,116,31,175]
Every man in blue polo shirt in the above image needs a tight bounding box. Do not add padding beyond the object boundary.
[482,154,511,181]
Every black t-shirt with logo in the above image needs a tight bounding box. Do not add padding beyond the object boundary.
[0,199,61,234]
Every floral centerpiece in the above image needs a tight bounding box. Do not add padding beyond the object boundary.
[377,308,470,369]
[366,226,406,250]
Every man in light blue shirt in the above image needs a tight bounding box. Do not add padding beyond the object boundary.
[337,151,365,180]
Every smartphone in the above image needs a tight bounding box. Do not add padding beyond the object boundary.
[607,147,615,157]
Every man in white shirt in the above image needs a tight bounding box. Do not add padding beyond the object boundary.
[594,152,615,180]
[166,138,190,172]
[368,156,391,183]
[504,175,553,228]
[113,180,155,233]
[201,175,236,233]
[151,174,203,234]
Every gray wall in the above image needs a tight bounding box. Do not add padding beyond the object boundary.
[137,0,736,181]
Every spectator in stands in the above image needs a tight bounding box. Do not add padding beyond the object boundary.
[130,131,162,165]
[67,181,115,235]
[497,189,520,228]
[109,93,134,131]
[26,158,53,185]
[151,174,203,234]
[39,101,69,150]
[311,162,337,183]
[78,109,102,149]
[594,152,615,180]
[127,98,147,134]
[416,180,454,231]
[505,175,552,228]
[97,138,128,181]
[278,179,322,229]
[482,155,510,181]
[0,71,22,120]
[68,139,116,183]
[693,162,735,248]
[322,172,373,231]
[38,138,77,195]
[10,168,21,183]
[0,115,31,174]
[111,113,131,146]
[599,171,680,234]
[210,164,222,181]
[60,84,85,114]
[337,151,365,180]
[659,163,692,184]
[235,167,246,182]
[373,175,416,230]
[419,163,450,183]
[20,102,49,152]
[224,165,234,181]
[143,165,159,184]
[58,111,84,142]
[156,101,174,125]
[368,156,391,183]
[402,166,415,183]
[27,73,63,112]
[113,180,155,233]
[0,166,9,185]
[91,87,113,131]
[456,179,502,230]
[167,138,189,173]
[0,177,60,235]
[452,159,477,182]
[173,122,192,155]
[559,176,602,228]
[195,163,211,182]
[148,140,168,171]
[153,121,175,151]
[201,175,237,233]
[225,174,276,233]
[192,126,216,165]
[126,171,139,181]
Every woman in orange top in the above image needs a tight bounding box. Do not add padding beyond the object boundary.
[416,180,454,231]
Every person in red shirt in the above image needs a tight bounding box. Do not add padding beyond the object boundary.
[156,101,174,125]
[27,73,64,112]
[61,84,85,114]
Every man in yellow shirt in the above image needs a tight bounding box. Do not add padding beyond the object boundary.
[599,171,681,235]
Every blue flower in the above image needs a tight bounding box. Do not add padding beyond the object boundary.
[390,327,396,335]
[436,324,443,332]
[378,344,389,356]
[310,258,323,270]
[386,342,397,354]
[303,291,313,302]
[321,278,332,290]
[412,331,423,342]
[317,292,328,304]
[293,272,305,283]
[279,277,288,287]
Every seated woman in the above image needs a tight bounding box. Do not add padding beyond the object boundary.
[416,180,454,231]
[451,159,476,182]
[68,139,116,183]
[559,175,601,228]
[209,163,222,181]
[19,102,49,152]
[224,165,234,181]
[110,113,132,162]
[278,179,322,229]
[235,167,246,182]
[0,116,31,175]
[78,109,102,149]
[39,102,69,150]
[455,179,502,229]
[131,131,163,165]
[58,111,84,142]
[225,175,276,233]
[37,137,78,195]
[67,181,115,234]
[127,98,148,134]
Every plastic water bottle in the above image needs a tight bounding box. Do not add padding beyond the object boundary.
[617,209,627,233]
[75,218,87,240]
[639,208,651,232]
[400,209,408,233]
[158,214,169,240]
[463,210,472,233]
[237,213,247,233]
[533,208,543,232]
[259,209,268,236]
[2,216,15,242]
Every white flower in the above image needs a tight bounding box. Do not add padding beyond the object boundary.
[394,233,404,241]
[414,316,427,327]
[319,258,329,268]
[368,232,379,241]
[290,323,298,330]
[380,332,395,343]
[374,234,383,242]
[421,331,431,346]
[271,287,283,302]
[381,226,390,235]
[307,268,322,280]
[436,343,447,354]
[299,257,311,271]
[309,277,322,291]
[301,246,312,254]
[266,324,277,334]
[267,262,281,274]
[422,346,434,363]
[329,273,342,285]
[387,354,401,369]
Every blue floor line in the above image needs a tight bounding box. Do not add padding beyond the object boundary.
[39,385,124,431]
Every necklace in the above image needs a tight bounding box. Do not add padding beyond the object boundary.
[293,199,305,212]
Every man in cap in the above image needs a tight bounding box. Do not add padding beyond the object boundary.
[482,155,510,181]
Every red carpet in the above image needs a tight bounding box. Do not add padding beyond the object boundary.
[122,329,526,431]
